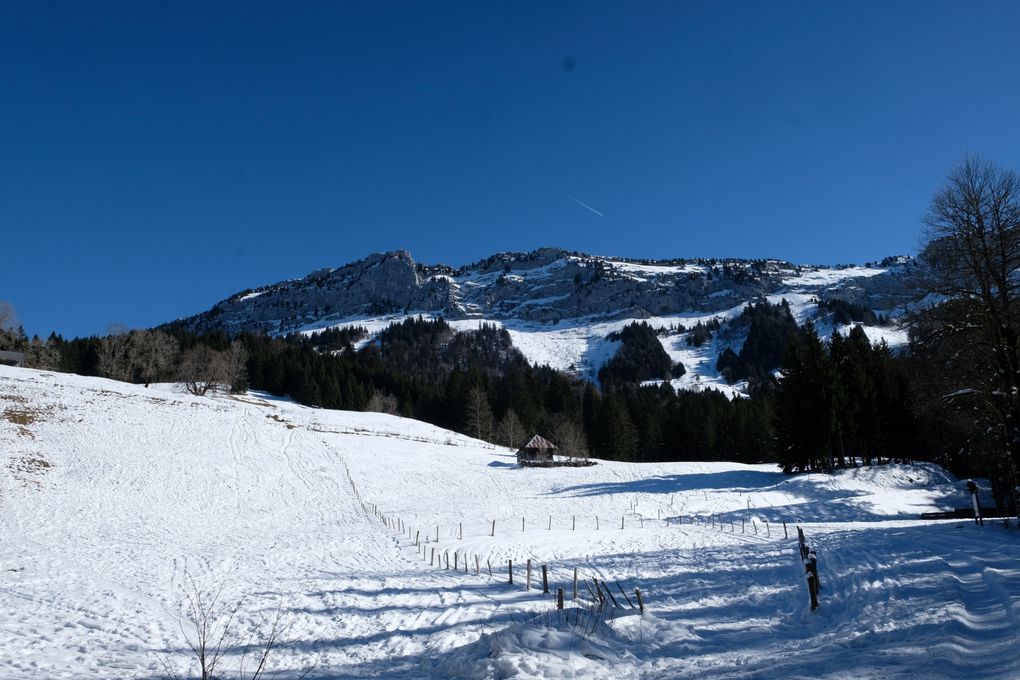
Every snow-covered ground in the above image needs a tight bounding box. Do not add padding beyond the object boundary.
[2,365,1017,679]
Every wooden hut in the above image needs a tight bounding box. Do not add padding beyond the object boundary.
[516,434,557,466]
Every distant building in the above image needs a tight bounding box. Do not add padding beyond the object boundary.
[516,434,557,466]
[0,351,25,367]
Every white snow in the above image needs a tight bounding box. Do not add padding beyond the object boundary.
[6,365,1016,678]
[781,265,889,288]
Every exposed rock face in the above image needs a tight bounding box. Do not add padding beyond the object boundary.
[178,248,918,335]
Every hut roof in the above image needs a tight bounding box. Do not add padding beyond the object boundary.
[520,434,557,451]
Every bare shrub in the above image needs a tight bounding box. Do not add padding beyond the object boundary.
[179,346,229,396]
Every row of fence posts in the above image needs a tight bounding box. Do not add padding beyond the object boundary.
[342,458,817,618]
[797,526,821,610]
[665,514,790,540]
[374,512,795,541]
[371,506,647,617]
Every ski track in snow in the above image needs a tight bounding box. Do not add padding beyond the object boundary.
[1,365,1019,679]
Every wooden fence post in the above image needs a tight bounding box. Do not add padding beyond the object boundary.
[487,558,492,577]
[508,560,513,585]
[526,559,532,590]
[572,515,576,530]
[557,588,564,610]
[430,547,435,566]
[454,553,458,570]
[602,581,620,608]
[621,516,625,530]
[522,516,525,532]
[616,581,635,608]
[636,588,644,614]
[459,522,463,540]
[783,521,788,539]
[806,555,819,610]
[752,520,758,535]
[475,555,480,575]
[415,530,419,546]
[573,567,578,600]
[765,522,770,538]
[596,516,599,530]
[436,525,439,542]
[548,515,552,530]
[542,565,549,593]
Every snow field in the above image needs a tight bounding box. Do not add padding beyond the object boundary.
[2,365,1019,679]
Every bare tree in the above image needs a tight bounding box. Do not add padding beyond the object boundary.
[366,390,399,415]
[913,156,1020,511]
[23,335,61,371]
[228,340,249,393]
[496,408,525,448]
[463,385,493,441]
[179,345,230,396]
[129,329,179,386]
[97,329,131,381]
[551,417,590,459]
[0,301,18,330]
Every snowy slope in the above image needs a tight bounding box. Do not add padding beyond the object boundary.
[2,365,1017,679]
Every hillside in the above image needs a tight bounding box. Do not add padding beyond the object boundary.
[176,248,915,387]
[2,365,1017,679]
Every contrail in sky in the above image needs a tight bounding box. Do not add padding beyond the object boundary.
[563,193,605,217]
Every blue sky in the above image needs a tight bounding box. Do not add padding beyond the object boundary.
[3,1,1020,338]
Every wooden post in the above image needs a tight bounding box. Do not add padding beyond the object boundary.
[783,521,788,539]
[430,547,435,566]
[436,525,439,542]
[415,530,419,546]
[616,581,635,608]
[557,588,564,610]
[508,559,513,585]
[572,515,576,530]
[602,580,620,608]
[542,564,549,593]
[459,522,463,540]
[752,520,757,535]
[548,515,552,530]
[465,555,468,573]
[636,588,644,614]
[573,567,578,600]
[621,516,625,530]
[475,555,480,575]
[445,552,450,569]
[806,555,819,610]
[526,559,532,590]
[491,519,496,536]
[596,516,599,530]
[522,516,525,532]
[454,552,458,570]
[765,522,770,538]
[487,559,492,577]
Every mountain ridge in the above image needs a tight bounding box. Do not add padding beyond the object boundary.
[179,247,916,338]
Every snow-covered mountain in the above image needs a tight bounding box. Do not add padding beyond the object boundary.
[177,248,917,390]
